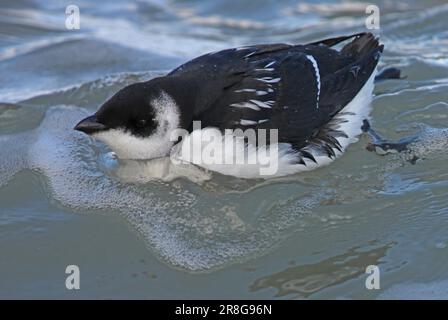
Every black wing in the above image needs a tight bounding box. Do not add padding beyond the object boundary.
[170,33,383,153]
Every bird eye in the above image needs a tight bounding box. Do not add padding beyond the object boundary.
[136,119,147,127]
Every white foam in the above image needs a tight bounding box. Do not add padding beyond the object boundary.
[0,134,29,188]
[1,105,448,272]
[0,106,327,272]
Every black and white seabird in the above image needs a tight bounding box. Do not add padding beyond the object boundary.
[75,32,383,178]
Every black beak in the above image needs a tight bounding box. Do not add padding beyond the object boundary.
[74,115,107,135]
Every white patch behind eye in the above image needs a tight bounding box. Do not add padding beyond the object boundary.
[94,90,180,160]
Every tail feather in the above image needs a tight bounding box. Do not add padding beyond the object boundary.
[341,32,382,57]
[306,32,367,47]
[307,32,383,58]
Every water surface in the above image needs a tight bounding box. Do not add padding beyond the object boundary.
[1,0,448,299]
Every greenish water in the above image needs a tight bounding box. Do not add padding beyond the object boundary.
[1,0,448,299]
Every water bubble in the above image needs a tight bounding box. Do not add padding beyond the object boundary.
[0,105,328,272]
[2,105,447,272]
